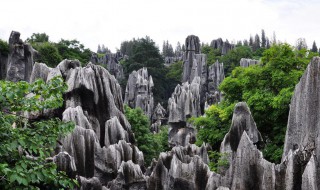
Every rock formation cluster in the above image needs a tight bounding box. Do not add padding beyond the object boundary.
[124,67,154,119]
[239,58,260,67]
[3,31,320,190]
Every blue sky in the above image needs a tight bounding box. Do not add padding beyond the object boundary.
[1,0,319,52]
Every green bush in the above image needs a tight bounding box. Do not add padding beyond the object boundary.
[124,105,169,165]
[0,77,77,189]
[33,42,62,67]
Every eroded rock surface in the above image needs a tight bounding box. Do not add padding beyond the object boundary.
[29,59,146,188]
[124,67,154,119]
[205,60,225,107]
[5,31,37,82]
[167,77,201,147]
[147,143,211,190]
[151,103,167,133]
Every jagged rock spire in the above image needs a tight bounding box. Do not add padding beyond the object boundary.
[124,67,154,119]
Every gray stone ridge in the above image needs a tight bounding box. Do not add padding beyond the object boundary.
[90,51,124,80]
[5,31,37,82]
[239,58,260,67]
[124,67,154,119]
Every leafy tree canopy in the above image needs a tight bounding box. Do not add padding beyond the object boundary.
[0,77,77,189]
[26,33,49,43]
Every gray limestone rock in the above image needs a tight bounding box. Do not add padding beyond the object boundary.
[205,60,225,108]
[167,77,201,147]
[6,31,36,82]
[124,67,154,119]
[147,143,211,190]
[94,140,144,186]
[239,58,260,67]
[78,176,106,190]
[181,35,225,113]
[107,160,147,190]
[151,103,166,133]
[63,63,133,145]
[282,57,320,159]
[182,35,203,83]
[210,38,234,55]
[104,117,130,147]
[53,151,77,178]
[90,52,124,80]
[220,102,264,154]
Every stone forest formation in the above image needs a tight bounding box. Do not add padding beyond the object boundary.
[1,31,320,190]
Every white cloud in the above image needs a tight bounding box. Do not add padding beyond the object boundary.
[0,0,319,52]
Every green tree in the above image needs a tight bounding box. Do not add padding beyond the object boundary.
[311,41,318,53]
[0,77,77,189]
[56,39,92,65]
[26,33,49,43]
[33,42,62,67]
[220,45,253,76]
[0,39,9,56]
[124,106,168,165]
[253,34,261,51]
[201,45,221,65]
[219,43,317,162]
[122,37,169,105]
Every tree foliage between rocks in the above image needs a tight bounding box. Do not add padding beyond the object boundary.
[121,37,181,107]
[0,77,77,189]
[192,43,318,163]
[124,105,169,165]
[26,33,92,67]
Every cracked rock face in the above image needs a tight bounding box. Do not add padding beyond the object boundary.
[124,67,154,119]
[5,31,37,82]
